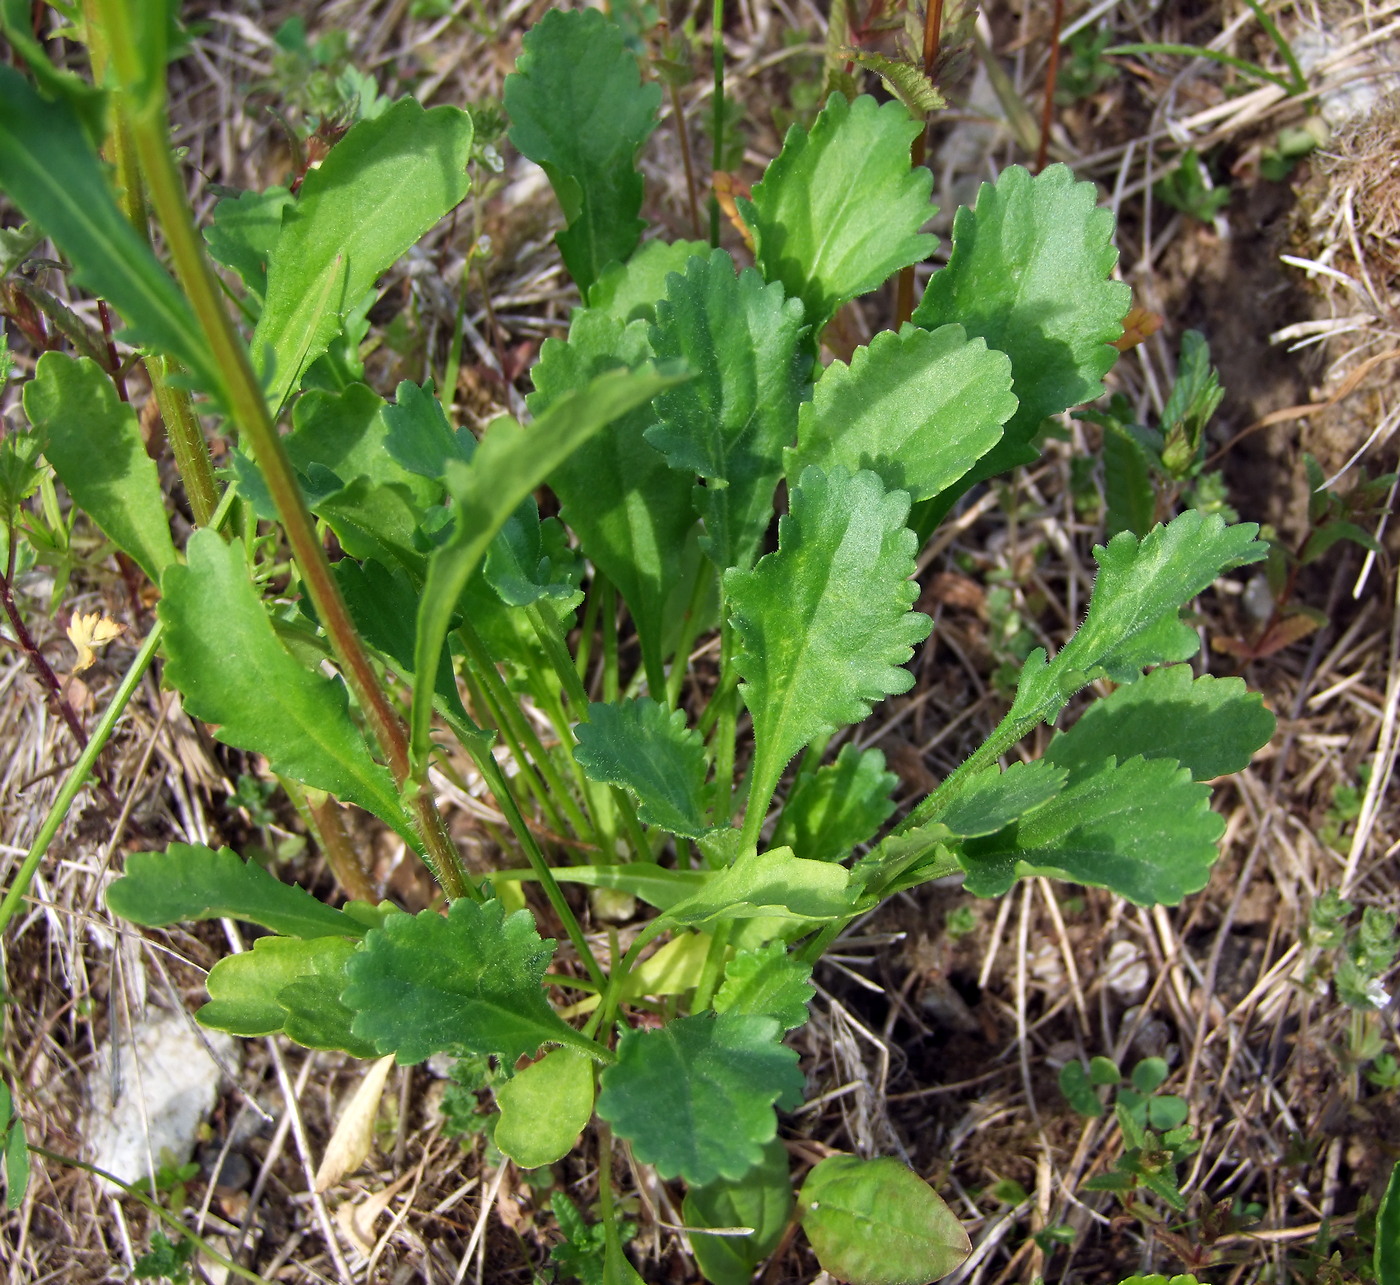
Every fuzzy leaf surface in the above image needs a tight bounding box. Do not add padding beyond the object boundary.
[107,844,364,938]
[939,759,1069,837]
[199,935,377,1058]
[912,164,1130,514]
[1047,665,1276,783]
[24,353,175,582]
[956,755,1223,906]
[661,847,858,928]
[798,1155,970,1285]
[683,1138,793,1285]
[253,99,473,412]
[0,67,215,388]
[1007,512,1266,730]
[574,698,711,837]
[646,249,807,572]
[413,366,678,768]
[495,1049,594,1169]
[788,324,1015,502]
[597,1012,802,1185]
[529,311,694,693]
[713,942,815,1031]
[725,466,930,821]
[589,238,710,322]
[342,899,596,1065]
[741,94,935,333]
[771,744,898,862]
[160,530,415,844]
[504,8,660,293]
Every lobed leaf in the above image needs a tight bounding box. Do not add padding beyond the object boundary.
[24,353,176,582]
[159,530,417,845]
[646,249,808,573]
[912,164,1130,522]
[199,935,378,1058]
[529,311,695,695]
[1377,1160,1400,1285]
[741,94,935,334]
[342,898,599,1066]
[589,238,710,323]
[495,1048,595,1169]
[383,378,475,478]
[787,324,1015,503]
[574,698,712,838]
[107,844,364,939]
[252,99,473,414]
[713,942,815,1031]
[771,744,898,863]
[597,1011,802,1185]
[504,8,660,294]
[683,1137,793,1285]
[725,466,931,827]
[203,186,294,305]
[661,847,859,929]
[956,755,1224,906]
[798,1155,970,1285]
[939,759,1068,838]
[0,66,216,390]
[1046,665,1275,783]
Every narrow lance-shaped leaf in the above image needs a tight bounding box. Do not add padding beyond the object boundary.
[646,249,808,573]
[342,898,604,1066]
[504,8,660,294]
[106,844,365,939]
[739,94,936,335]
[412,366,681,771]
[160,529,417,847]
[529,310,695,697]
[787,324,1015,503]
[0,66,217,389]
[252,99,473,414]
[911,164,1130,527]
[725,466,931,835]
[574,698,711,838]
[23,352,176,582]
[597,1012,803,1185]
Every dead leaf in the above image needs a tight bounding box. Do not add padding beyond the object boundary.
[314,1055,395,1192]
[66,611,125,673]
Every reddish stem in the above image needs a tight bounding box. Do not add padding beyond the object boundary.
[1035,0,1067,173]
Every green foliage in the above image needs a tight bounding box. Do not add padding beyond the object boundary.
[1378,1161,1400,1285]
[0,1081,28,1211]
[797,1155,971,1285]
[132,1231,195,1283]
[1154,149,1231,223]
[771,744,898,862]
[551,1193,633,1285]
[683,1137,793,1285]
[1057,26,1118,103]
[712,942,815,1031]
[597,1011,802,1184]
[495,1048,594,1169]
[505,7,660,293]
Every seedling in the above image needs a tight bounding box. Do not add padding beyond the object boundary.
[0,4,1279,1282]
[1154,149,1232,223]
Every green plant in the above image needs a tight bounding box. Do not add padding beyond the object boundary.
[1056,26,1118,104]
[1154,149,1232,223]
[0,5,1278,1282]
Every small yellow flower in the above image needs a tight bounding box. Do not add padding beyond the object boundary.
[66,612,125,674]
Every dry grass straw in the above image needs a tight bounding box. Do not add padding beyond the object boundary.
[1,0,1397,1281]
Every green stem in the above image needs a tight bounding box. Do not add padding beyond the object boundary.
[28,1146,275,1285]
[97,0,468,900]
[691,921,731,1012]
[601,578,620,704]
[0,622,163,937]
[664,559,714,709]
[711,618,740,827]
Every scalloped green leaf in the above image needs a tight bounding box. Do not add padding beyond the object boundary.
[740,94,936,334]
[589,238,710,323]
[725,466,931,829]
[199,935,377,1058]
[646,249,808,573]
[683,1137,793,1285]
[203,186,293,305]
[661,847,858,928]
[412,365,679,769]
[495,1048,595,1169]
[911,163,1130,518]
[771,744,898,863]
[939,759,1069,838]
[0,66,217,390]
[529,309,695,696]
[1008,512,1267,732]
[713,942,815,1031]
[159,530,416,846]
[597,1012,802,1185]
[24,352,175,582]
[574,698,711,838]
[1048,665,1276,783]
[956,755,1224,906]
[107,844,363,938]
[798,1155,970,1285]
[252,99,474,413]
[788,324,1015,502]
[505,8,660,293]
[342,898,600,1066]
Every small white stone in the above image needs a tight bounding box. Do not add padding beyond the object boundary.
[1105,939,1150,1002]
